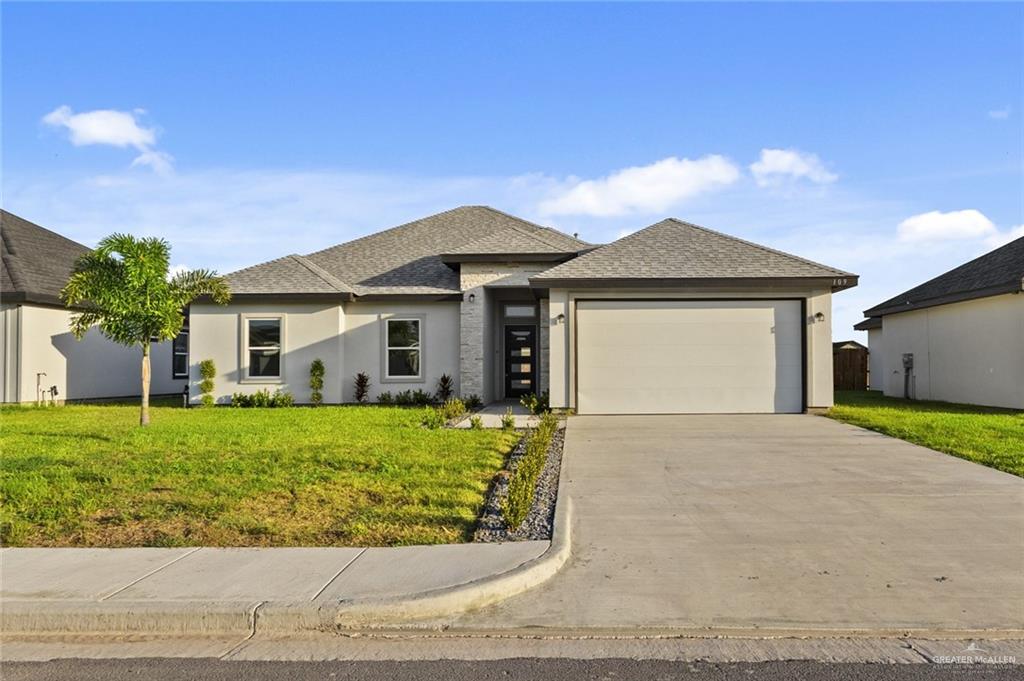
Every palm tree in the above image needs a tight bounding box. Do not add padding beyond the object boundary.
[61,234,231,426]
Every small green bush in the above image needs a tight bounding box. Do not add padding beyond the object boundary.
[377,391,393,405]
[420,406,445,429]
[501,407,516,430]
[503,412,559,530]
[519,391,550,415]
[469,415,483,430]
[394,390,414,406]
[354,372,371,403]
[198,359,216,407]
[309,359,325,406]
[464,394,483,411]
[440,398,466,421]
[412,389,433,406]
[436,373,455,401]
[199,359,216,381]
[231,388,294,408]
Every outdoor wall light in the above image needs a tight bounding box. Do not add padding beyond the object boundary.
[555,313,566,324]
[468,293,476,303]
[814,311,826,322]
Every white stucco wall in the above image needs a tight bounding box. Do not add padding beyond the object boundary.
[878,293,1023,409]
[547,287,836,411]
[188,300,343,405]
[188,299,460,404]
[342,301,461,402]
[1,303,184,403]
[867,327,884,390]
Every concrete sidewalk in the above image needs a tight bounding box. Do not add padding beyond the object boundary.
[0,533,570,636]
[452,402,541,429]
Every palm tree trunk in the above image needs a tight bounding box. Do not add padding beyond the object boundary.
[140,342,151,427]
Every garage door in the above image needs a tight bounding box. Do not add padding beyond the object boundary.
[576,300,803,414]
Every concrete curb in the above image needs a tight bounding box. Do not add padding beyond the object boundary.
[259,497,573,632]
[0,600,260,636]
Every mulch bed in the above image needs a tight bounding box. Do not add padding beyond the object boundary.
[473,424,565,542]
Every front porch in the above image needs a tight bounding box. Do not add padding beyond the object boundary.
[458,269,550,404]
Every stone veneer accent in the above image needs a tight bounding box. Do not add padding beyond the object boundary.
[459,263,549,402]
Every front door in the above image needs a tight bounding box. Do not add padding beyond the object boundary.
[504,325,537,398]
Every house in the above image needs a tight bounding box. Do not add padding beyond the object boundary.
[855,236,1024,409]
[1,211,187,403]
[190,206,857,414]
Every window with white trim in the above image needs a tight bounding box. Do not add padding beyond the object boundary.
[386,318,421,378]
[172,326,189,378]
[246,318,282,378]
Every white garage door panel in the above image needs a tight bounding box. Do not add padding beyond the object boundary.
[577,300,803,414]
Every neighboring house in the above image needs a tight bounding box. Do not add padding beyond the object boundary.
[1,211,187,403]
[855,237,1024,409]
[191,206,856,414]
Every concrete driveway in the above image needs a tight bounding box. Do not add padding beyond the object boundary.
[444,415,1024,634]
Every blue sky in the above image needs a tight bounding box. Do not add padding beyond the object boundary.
[3,2,1021,338]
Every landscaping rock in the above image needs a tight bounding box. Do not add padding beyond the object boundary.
[474,425,564,542]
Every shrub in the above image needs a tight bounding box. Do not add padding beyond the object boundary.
[412,389,433,406]
[440,398,466,421]
[354,372,371,403]
[464,394,483,411]
[502,412,559,530]
[501,407,516,430]
[231,388,293,408]
[377,391,393,405]
[394,390,414,406]
[271,390,294,407]
[198,359,216,406]
[519,391,550,415]
[309,359,325,406]
[420,407,445,430]
[469,415,483,430]
[436,373,455,401]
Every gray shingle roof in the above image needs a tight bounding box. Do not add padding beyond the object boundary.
[532,218,855,285]
[444,226,584,256]
[227,206,590,296]
[863,236,1024,317]
[227,254,355,295]
[1,210,90,306]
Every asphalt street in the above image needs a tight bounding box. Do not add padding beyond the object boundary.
[4,659,1021,681]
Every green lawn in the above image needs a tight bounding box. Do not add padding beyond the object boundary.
[827,391,1024,477]
[0,401,517,547]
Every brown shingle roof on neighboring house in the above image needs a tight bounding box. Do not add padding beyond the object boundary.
[226,205,590,296]
[862,237,1024,318]
[1,210,90,306]
[531,218,856,289]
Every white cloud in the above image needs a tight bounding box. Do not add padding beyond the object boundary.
[538,155,740,217]
[131,150,175,176]
[42,105,172,174]
[988,106,1011,120]
[984,224,1024,249]
[897,209,997,243]
[750,148,837,187]
[167,264,190,280]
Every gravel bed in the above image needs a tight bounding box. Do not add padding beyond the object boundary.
[473,424,565,542]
